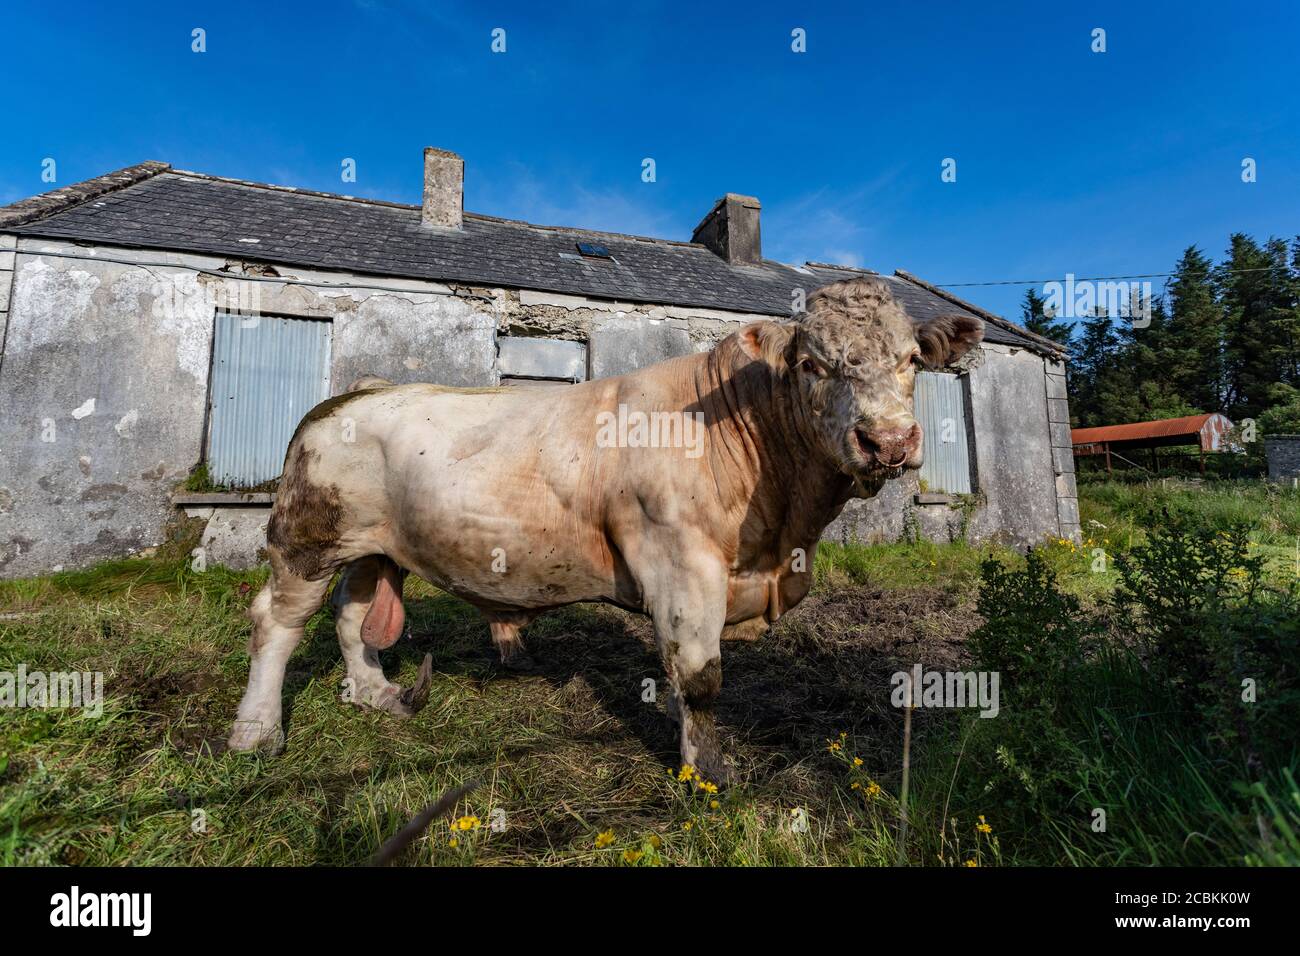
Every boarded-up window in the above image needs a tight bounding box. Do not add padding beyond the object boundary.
[206,313,332,486]
[497,336,586,385]
[914,371,973,494]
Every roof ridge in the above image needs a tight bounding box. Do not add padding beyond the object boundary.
[894,268,1068,357]
[166,168,706,250]
[169,167,422,212]
[805,261,880,275]
[0,161,170,229]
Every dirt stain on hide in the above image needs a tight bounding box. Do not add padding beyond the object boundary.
[266,443,344,579]
[680,656,722,708]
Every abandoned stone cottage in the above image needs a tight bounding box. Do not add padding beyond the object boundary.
[0,149,1077,578]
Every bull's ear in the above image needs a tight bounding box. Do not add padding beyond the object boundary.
[738,320,796,375]
[916,314,984,369]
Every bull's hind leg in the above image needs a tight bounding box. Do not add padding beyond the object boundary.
[227,554,331,753]
[484,609,538,670]
[331,556,432,717]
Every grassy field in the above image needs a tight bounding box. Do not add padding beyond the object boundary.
[1077,475,1300,580]
[1,480,1297,867]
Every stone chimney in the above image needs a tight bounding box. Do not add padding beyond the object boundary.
[421,147,463,229]
[691,193,761,265]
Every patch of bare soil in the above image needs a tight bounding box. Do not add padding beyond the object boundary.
[779,584,977,670]
[509,582,981,789]
[718,584,980,771]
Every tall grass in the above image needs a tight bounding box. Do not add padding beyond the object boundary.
[1079,476,1300,546]
[936,521,1300,866]
[2,482,1296,866]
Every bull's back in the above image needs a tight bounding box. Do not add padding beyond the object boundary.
[282,356,723,609]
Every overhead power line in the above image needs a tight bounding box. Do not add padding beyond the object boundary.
[933,266,1286,288]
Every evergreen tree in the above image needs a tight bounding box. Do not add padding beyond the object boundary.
[1069,310,1124,426]
[1164,246,1223,412]
[1058,232,1299,435]
[1216,234,1298,419]
[1020,287,1074,347]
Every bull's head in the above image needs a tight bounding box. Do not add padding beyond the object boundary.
[740,277,983,487]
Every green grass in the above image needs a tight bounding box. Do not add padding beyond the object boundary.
[0,480,1295,866]
[1079,477,1300,585]
[916,646,1300,867]
[0,555,969,866]
[1078,475,1300,547]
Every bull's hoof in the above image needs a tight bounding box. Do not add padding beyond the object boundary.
[226,720,285,754]
[370,653,434,718]
[692,753,736,789]
[500,650,536,672]
[721,619,769,642]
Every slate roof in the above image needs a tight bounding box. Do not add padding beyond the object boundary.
[1,162,1063,356]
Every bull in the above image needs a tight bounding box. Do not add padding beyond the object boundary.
[227,277,982,783]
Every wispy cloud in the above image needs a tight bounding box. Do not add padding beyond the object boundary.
[476,161,689,240]
[763,169,904,269]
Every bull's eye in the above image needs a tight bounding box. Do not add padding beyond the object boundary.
[909,352,924,370]
[800,358,820,376]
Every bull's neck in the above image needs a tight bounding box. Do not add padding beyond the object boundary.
[694,336,855,562]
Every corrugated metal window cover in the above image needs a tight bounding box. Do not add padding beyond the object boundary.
[207,313,332,486]
[915,371,972,494]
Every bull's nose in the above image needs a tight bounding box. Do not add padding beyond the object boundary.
[857,422,921,468]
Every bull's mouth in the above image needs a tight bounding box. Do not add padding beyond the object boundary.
[847,426,911,479]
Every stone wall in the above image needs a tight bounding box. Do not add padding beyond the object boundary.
[0,239,498,577]
[1264,436,1300,481]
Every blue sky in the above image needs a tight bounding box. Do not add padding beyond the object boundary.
[4,0,1297,320]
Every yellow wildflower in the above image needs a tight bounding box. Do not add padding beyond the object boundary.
[648,834,662,849]
[677,764,695,782]
[682,821,693,831]
[865,781,882,797]
[853,757,863,767]
[964,859,979,867]
[623,849,643,864]
[448,838,458,848]
[710,800,720,810]
[976,815,992,834]
[595,830,615,848]
[697,781,718,794]
[450,815,480,831]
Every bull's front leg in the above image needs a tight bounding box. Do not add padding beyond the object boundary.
[646,550,732,786]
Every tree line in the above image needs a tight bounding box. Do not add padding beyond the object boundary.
[1018,234,1300,435]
